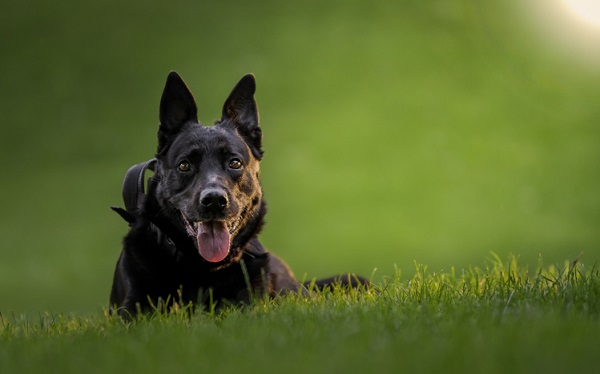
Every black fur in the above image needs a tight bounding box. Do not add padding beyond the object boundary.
[109,72,367,317]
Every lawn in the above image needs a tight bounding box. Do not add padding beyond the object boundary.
[2,256,599,373]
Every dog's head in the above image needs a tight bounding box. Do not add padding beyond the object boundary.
[153,72,264,263]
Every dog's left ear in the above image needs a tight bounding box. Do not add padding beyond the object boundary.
[158,71,198,153]
[221,74,263,159]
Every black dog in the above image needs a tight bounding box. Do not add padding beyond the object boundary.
[110,72,366,317]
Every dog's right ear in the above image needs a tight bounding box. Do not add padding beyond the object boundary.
[158,71,198,152]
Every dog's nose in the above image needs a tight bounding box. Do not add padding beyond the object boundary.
[200,189,228,211]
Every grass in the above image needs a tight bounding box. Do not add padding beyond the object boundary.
[2,255,598,374]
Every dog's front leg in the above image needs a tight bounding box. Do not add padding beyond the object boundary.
[109,251,153,318]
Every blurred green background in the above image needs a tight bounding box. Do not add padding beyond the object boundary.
[1,0,599,314]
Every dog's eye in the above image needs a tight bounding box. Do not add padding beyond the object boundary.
[178,161,191,172]
[229,158,243,170]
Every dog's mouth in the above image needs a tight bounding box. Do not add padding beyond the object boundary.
[182,217,231,263]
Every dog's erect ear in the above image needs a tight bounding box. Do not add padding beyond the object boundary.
[221,74,263,159]
[158,71,198,152]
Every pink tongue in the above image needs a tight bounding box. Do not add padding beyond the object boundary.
[197,221,231,262]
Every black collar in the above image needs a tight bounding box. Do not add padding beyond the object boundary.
[111,158,156,224]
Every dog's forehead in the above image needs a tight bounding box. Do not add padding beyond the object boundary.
[167,125,249,159]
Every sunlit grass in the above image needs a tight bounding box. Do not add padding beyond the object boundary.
[2,256,598,373]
